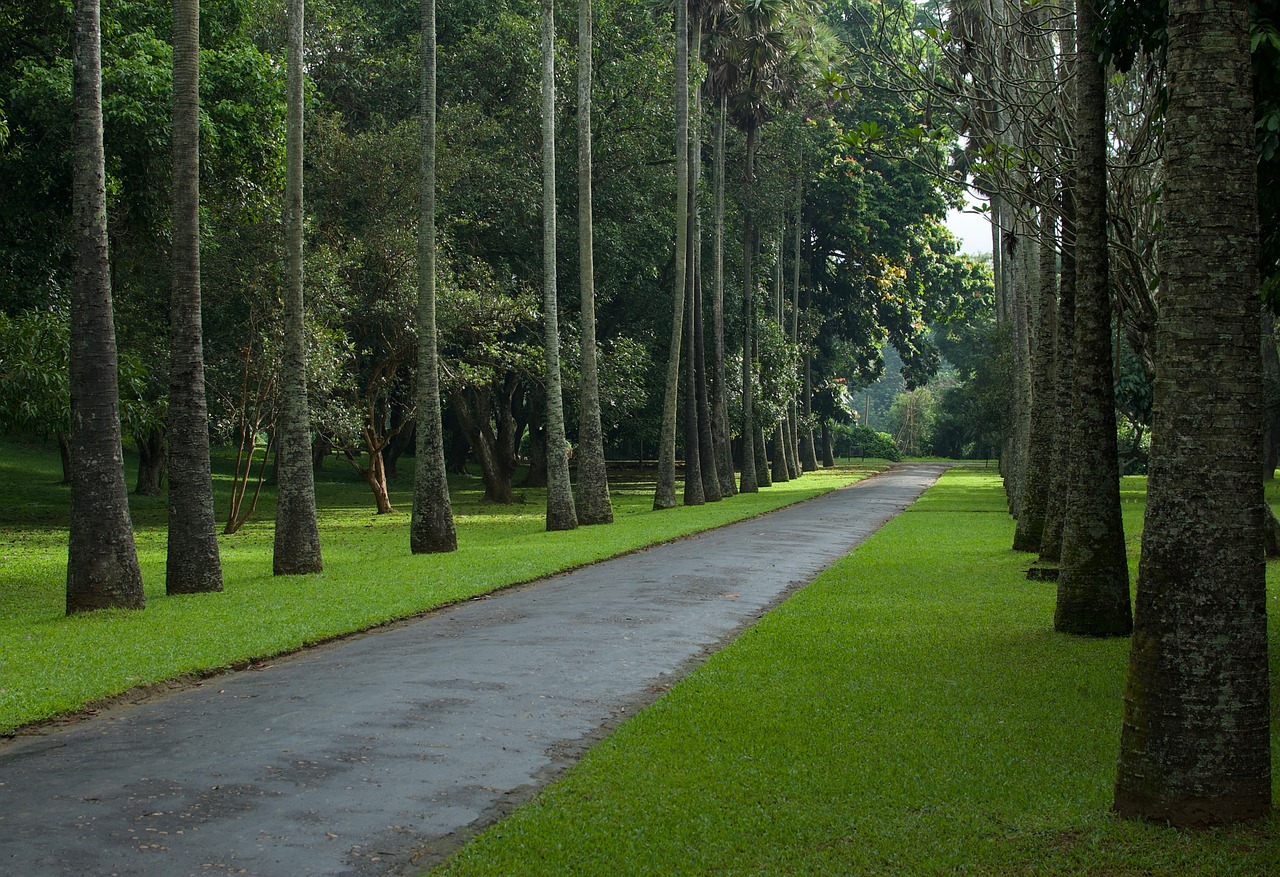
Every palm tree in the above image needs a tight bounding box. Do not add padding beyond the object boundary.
[576,0,614,525]
[1114,0,1271,826]
[166,0,223,595]
[541,0,578,530]
[1053,0,1129,634]
[274,0,323,575]
[654,0,692,510]
[410,0,458,554]
[66,0,144,613]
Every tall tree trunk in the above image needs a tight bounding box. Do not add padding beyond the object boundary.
[1040,178,1077,563]
[820,419,835,468]
[739,127,759,494]
[690,14,720,505]
[655,0,690,510]
[710,97,736,496]
[682,58,704,507]
[410,0,457,553]
[575,0,613,525]
[1055,0,1129,635]
[273,0,323,576]
[788,179,804,477]
[540,0,577,531]
[1114,0,1270,826]
[66,0,144,614]
[1013,202,1058,551]
[166,0,222,594]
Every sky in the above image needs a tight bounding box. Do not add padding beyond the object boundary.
[945,192,992,257]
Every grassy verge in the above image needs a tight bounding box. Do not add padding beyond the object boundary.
[0,438,887,735]
[433,467,1279,876]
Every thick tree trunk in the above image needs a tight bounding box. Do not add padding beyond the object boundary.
[540,0,577,530]
[134,428,165,496]
[754,426,772,487]
[66,0,144,613]
[655,0,690,511]
[273,0,323,576]
[410,0,457,553]
[710,97,736,497]
[1055,0,1130,635]
[574,0,613,525]
[1114,0,1271,826]
[821,420,835,468]
[166,0,222,593]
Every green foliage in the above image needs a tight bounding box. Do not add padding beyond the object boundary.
[0,437,883,734]
[434,468,1280,877]
[833,422,900,461]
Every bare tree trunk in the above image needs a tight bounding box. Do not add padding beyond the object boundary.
[1040,177,1077,563]
[167,0,222,593]
[655,0,690,510]
[739,127,759,494]
[710,97,736,496]
[410,0,457,553]
[1055,0,1129,635]
[66,0,144,613]
[574,0,613,525]
[1114,0,1270,826]
[273,0,323,576]
[539,0,577,530]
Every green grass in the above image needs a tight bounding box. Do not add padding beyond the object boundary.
[0,437,887,735]
[433,467,1280,877]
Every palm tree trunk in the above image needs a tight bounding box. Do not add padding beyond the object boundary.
[711,97,736,496]
[273,0,323,575]
[66,0,144,613]
[1114,0,1270,826]
[1013,201,1058,552]
[789,178,804,477]
[166,0,223,594]
[1040,177,1077,563]
[739,126,758,494]
[655,0,690,510]
[1054,0,1129,634]
[409,0,458,553]
[689,13,720,504]
[574,0,613,525]
[541,0,577,531]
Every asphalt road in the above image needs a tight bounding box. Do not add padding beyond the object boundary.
[0,463,947,876]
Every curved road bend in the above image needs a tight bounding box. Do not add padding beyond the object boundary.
[0,463,948,877]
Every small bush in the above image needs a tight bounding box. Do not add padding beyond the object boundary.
[837,424,901,461]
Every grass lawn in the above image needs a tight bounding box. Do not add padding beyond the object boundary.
[0,437,888,735]
[433,467,1280,876]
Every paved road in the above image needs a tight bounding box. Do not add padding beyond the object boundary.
[0,464,946,876]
